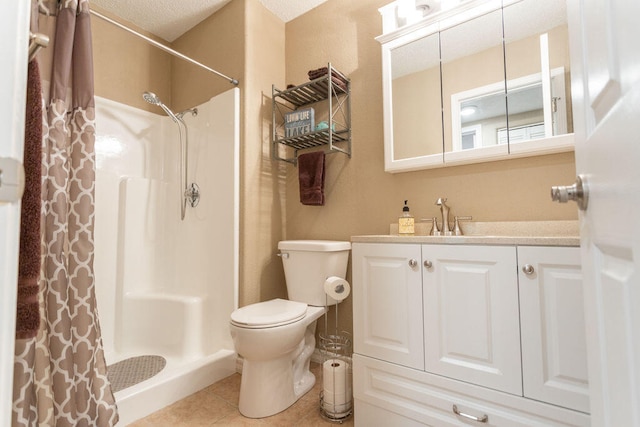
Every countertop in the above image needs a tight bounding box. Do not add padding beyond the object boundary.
[351,220,580,247]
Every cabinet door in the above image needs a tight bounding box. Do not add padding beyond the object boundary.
[518,246,589,413]
[423,245,522,395]
[352,243,424,370]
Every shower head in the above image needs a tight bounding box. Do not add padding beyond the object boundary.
[142,91,179,123]
[142,91,161,106]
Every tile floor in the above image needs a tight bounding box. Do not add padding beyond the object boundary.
[128,362,354,426]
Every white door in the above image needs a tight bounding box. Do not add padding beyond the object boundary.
[566,0,640,425]
[422,244,522,395]
[352,243,424,370]
[0,1,30,425]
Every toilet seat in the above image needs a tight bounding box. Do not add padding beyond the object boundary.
[230,298,308,329]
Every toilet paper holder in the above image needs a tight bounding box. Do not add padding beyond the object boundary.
[319,285,353,422]
[319,334,352,422]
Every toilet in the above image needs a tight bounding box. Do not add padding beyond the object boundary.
[229,240,351,418]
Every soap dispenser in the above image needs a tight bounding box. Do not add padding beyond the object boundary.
[399,200,415,235]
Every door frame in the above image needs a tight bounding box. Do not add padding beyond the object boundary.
[0,1,30,424]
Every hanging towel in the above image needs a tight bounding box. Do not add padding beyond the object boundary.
[298,151,326,206]
[16,59,42,339]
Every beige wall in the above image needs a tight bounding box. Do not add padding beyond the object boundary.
[170,1,245,112]
[239,1,288,305]
[285,0,577,337]
[91,6,172,113]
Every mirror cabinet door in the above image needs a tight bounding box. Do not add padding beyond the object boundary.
[386,32,443,171]
[441,9,508,163]
[503,0,571,150]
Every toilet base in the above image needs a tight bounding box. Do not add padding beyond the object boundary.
[238,357,316,418]
[236,309,324,418]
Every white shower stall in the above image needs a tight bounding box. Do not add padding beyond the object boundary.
[93,88,239,425]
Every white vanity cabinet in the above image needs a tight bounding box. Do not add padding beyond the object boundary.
[352,242,589,426]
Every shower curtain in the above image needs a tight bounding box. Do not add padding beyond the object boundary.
[12,0,118,425]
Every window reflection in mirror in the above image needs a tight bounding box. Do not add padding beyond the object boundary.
[503,0,571,144]
[390,32,443,161]
[441,9,506,154]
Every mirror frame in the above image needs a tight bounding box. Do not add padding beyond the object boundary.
[377,0,574,173]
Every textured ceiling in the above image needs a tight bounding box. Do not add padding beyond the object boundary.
[91,0,330,42]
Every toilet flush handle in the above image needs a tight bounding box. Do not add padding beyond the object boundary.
[277,252,289,259]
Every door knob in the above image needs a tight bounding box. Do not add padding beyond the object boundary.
[551,174,588,211]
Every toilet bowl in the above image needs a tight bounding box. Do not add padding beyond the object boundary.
[230,300,326,418]
[229,240,350,418]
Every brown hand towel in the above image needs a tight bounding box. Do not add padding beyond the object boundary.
[16,59,42,339]
[298,151,325,206]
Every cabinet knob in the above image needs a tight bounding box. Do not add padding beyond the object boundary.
[522,264,535,275]
[423,260,433,269]
[409,259,418,268]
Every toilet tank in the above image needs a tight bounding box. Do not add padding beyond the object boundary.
[278,240,351,307]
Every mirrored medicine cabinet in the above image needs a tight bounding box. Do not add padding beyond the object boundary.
[377,0,573,173]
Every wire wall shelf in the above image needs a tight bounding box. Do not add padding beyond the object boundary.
[272,63,352,165]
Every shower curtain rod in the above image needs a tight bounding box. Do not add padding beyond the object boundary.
[89,9,239,86]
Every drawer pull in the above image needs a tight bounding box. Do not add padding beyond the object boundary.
[452,405,488,423]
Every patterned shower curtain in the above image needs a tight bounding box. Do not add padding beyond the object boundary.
[12,0,118,425]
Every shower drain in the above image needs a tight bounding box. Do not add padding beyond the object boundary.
[107,355,166,393]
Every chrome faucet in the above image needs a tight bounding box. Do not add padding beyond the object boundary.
[436,198,452,235]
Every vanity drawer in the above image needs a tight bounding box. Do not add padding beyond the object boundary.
[353,354,589,427]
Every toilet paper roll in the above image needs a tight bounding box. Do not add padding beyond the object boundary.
[323,277,350,302]
[324,391,347,405]
[322,399,351,416]
[323,359,347,394]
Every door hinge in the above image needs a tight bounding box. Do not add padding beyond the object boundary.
[0,157,25,204]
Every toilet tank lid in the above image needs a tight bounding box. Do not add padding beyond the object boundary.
[278,240,351,252]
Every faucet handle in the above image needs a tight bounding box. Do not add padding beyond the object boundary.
[421,217,441,236]
[430,217,442,236]
[453,216,472,236]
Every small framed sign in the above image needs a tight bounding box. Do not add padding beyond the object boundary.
[284,108,315,138]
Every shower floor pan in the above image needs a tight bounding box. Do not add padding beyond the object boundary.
[108,355,167,393]
[108,350,236,425]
